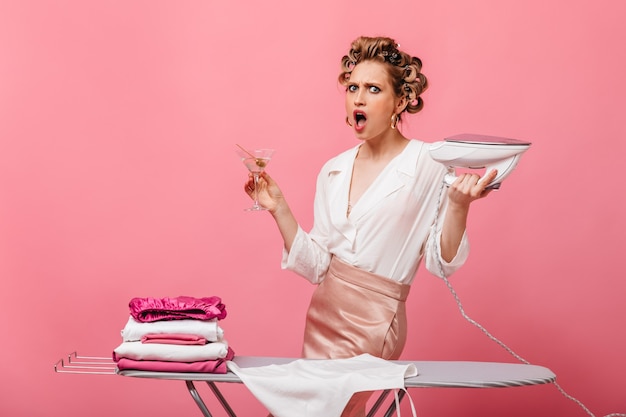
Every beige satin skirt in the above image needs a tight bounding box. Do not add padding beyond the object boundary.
[302,256,411,417]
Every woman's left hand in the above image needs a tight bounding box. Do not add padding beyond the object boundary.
[447,169,498,208]
[440,169,498,262]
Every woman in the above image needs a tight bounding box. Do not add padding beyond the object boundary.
[243,36,497,416]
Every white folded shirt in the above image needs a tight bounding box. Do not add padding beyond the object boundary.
[113,340,229,362]
[120,316,224,342]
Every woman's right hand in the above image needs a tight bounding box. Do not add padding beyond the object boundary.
[243,171,299,252]
[243,171,285,214]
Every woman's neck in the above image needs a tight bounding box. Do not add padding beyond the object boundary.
[358,132,409,161]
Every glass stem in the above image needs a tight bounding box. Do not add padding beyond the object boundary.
[253,173,260,207]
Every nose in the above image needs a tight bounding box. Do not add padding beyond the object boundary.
[353,89,365,106]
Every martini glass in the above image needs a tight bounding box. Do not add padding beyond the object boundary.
[236,147,275,211]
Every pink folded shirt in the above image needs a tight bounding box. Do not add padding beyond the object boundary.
[141,333,208,345]
[116,347,235,373]
[129,296,227,323]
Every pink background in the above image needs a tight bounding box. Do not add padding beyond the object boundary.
[1,1,624,416]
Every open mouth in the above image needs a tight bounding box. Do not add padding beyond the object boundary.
[354,111,367,128]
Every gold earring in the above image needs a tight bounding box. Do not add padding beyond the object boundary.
[390,114,398,129]
[346,116,353,127]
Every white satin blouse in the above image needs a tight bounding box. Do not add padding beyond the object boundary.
[282,139,469,285]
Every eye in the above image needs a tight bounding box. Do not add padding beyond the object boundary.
[369,86,381,93]
[347,85,358,93]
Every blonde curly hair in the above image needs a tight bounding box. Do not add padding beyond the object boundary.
[338,36,428,120]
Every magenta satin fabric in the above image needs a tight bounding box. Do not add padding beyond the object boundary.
[116,347,235,373]
[129,296,227,323]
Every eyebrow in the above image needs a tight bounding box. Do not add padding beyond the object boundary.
[348,81,384,88]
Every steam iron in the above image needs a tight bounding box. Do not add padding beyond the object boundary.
[429,133,531,189]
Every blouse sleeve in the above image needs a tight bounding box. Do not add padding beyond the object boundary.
[280,167,333,284]
[423,198,471,279]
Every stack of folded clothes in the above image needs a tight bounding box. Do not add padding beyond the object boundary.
[113,295,234,373]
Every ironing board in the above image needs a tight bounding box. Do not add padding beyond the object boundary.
[117,356,556,417]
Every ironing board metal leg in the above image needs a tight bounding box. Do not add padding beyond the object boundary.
[366,390,391,417]
[382,389,406,417]
[185,381,214,417]
[206,381,237,417]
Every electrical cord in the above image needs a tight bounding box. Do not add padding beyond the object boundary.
[433,180,625,417]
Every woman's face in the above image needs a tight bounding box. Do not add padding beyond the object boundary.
[345,60,405,141]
